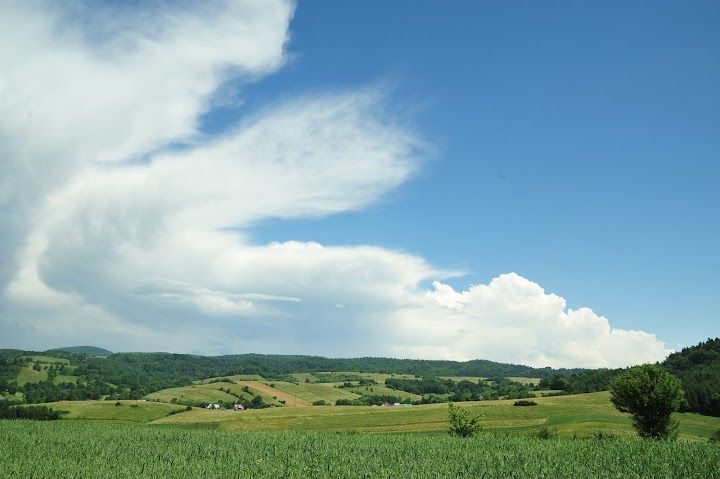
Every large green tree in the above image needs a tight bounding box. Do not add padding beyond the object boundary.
[610,364,684,439]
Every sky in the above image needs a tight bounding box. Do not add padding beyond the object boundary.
[0,0,717,368]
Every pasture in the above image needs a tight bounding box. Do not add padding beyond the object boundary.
[1,420,718,479]
[40,400,186,423]
[152,392,720,440]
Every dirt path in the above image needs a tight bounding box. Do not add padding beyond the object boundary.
[235,381,311,407]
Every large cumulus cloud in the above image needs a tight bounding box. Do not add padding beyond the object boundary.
[0,1,670,367]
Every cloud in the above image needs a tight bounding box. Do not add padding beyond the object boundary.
[133,278,300,316]
[0,1,671,367]
[399,273,671,368]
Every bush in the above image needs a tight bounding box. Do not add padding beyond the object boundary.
[536,425,557,439]
[447,402,482,438]
[513,400,537,407]
[592,430,617,440]
[335,399,352,406]
[710,429,720,443]
[312,400,326,406]
[185,405,192,411]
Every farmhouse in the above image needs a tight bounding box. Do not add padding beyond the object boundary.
[206,403,220,409]
[233,404,245,411]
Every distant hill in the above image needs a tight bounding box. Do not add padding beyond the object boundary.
[46,346,112,357]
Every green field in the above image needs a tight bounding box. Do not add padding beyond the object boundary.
[146,380,286,406]
[1,420,718,479]
[344,383,423,402]
[265,381,362,405]
[16,365,48,385]
[20,355,70,364]
[152,392,720,440]
[40,400,186,423]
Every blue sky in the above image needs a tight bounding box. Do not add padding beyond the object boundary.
[209,1,720,349]
[0,1,717,366]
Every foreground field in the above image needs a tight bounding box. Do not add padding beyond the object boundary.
[1,420,718,479]
[153,391,720,440]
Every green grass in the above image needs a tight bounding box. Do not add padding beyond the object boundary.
[506,376,542,386]
[1,420,718,478]
[291,372,318,383]
[20,355,70,364]
[266,381,362,405]
[146,381,285,407]
[154,392,720,440]
[38,400,186,423]
[146,383,244,404]
[53,374,79,384]
[16,365,48,385]
[344,384,422,402]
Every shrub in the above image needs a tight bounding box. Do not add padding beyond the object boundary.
[536,425,557,439]
[114,401,122,406]
[513,400,537,407]
[710,429,720,443]
[312,400,327,406]
[335,399,352,406]
[185,405,192,411]
[447,402,482,438]
[592,430,617,440]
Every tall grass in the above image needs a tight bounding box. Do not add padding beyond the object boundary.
[1,420,718,478]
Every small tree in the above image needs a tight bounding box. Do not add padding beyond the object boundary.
[610,364,684,440]
[447,402,482,438]
[250,395,264,408]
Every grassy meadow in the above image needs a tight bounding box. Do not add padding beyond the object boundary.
[33,391,720,441]
[2,420,719,479]
[43,400,186,423]
[152,391,720,440]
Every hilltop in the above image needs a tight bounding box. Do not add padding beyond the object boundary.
[45,346,112,357]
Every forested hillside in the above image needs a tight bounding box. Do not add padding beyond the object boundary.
[663,338,720,416]
[0,350,568,402]
[46,346,112,356]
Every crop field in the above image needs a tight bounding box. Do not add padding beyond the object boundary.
[39,400,186,423]
[1,420,718,479]
[146,384,240,404]
[262,380,362,405]
[148,372,546,408]
[152,392,720,440]
[344,383,423,401]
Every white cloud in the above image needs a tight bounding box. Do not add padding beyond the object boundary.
[399,274,670,368]
[0,1,671,367]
